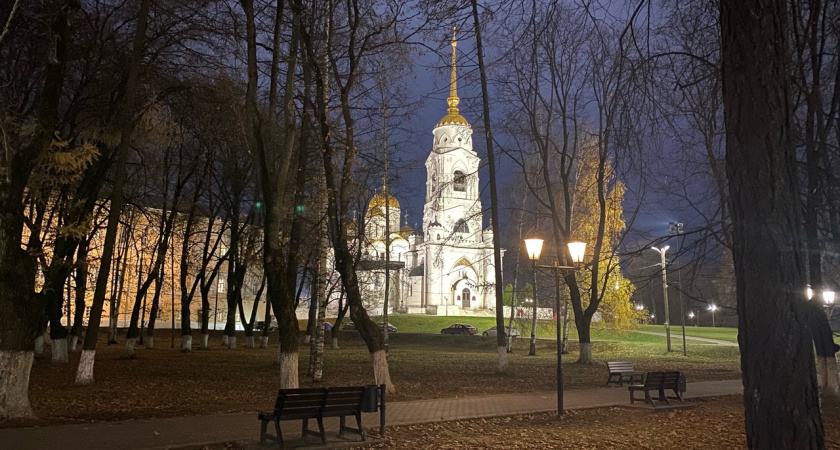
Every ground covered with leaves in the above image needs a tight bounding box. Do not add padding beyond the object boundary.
[7,328,742,427]
[352,396,840,449]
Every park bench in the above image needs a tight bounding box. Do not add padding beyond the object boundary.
[258,385,384,446]
[628,371,685,407]
[605,361,645,386]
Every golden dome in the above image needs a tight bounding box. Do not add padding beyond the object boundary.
[366,192,399,217]
[399,223,415,237]
[436,110,470,128]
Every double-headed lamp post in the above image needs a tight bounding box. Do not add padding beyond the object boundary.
[708,304,718,327]
[807,286,836,316]
[523,236,586,416]
[651,246,671,352]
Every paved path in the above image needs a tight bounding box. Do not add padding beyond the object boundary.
[632,330,739,346]
[0,380,742,450]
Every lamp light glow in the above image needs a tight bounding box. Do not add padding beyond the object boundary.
[567,240,587,264]
[524,237,544,261]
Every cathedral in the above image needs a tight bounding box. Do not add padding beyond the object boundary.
[358,34,502,316]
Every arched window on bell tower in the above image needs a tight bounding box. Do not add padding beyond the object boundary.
[455,219,469,233]
[453,171,466,191]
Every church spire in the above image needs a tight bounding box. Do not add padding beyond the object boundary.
[435,27,470,128]
[447,27,459,115]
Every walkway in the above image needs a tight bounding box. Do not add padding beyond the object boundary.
[0,379,742,450]
[632,330,739,346]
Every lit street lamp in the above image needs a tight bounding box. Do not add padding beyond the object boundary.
[523,235,586,416]
[688,311,698,327]
[669,222,687,356]
[807,286,836,319]
[708,304,718,327]
[807,285,835,305]
[651,246,672,351]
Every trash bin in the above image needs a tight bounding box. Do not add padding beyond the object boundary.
[362,385,379,412]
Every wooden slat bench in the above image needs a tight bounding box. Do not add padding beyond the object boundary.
[628,371,685,407]
[605,361,645,386]
[258,386,368,446]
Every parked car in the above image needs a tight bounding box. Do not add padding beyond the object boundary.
[254,320,278,331]
[377,322,398,333]
[342,321,396,333]
[482,326,521,338]
[440,323,478,335]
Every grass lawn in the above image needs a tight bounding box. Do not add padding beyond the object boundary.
[366,314,740,342]
[8,325,744,428]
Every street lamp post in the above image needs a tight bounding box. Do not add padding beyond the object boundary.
[651,246,671,352]
[708,304,717,327]
[527,251,539,357]
[669,222,686,356]
[688,311,697,327]
[523,236,586,416]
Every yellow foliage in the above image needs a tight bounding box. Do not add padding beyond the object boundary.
[566,138,640,330]
[29,134,100,195]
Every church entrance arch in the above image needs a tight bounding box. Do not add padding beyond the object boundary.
[453,277,476,308]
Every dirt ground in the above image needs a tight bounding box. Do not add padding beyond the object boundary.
[8,330,741,427]
[198,396,840,450]
[351,395,840,449]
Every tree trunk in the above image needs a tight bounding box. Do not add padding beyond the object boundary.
[0,0,79,417]
[260,335,269,349]
[69,241,89,354]
[720,0,825,446]
[181,335,192,352]
[68,335,79,352]
[575,317,595,364]
[0,351,35,419]
[76,0,150,387]
[74,350,95,386]
[34,336,44,355]
[201,333,209,349]
[51,338,68,364]
[125,338,136,357]
[240,0,301,389]
[370,350,394,393]
[469,0,508,374]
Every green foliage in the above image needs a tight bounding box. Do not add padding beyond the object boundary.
[503,283,514,306]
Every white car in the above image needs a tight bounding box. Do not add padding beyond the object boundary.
[482,326,521,338]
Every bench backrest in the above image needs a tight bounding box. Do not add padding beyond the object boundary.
[643,371,666,387]
[661,371,681,389]
[274,388,327,419]
[322,386,366,417]
[606,361,634,372]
